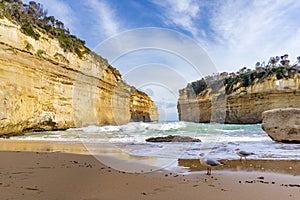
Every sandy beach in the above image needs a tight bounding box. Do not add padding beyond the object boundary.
[0,144,299,200]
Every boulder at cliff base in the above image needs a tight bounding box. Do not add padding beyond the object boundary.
[262,108,300,143]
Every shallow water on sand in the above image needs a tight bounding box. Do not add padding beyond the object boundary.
[9,121,300,162]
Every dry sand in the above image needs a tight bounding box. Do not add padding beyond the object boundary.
[0,150,299,200]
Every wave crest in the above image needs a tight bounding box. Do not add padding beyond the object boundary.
[67,121,187,133]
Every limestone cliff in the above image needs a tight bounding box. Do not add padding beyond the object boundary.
[178,73,300,124]
[0,18,158,136]
[129,90,158,122]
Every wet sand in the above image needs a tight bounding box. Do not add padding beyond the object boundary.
[0,140,300,199]
[0,151,299,200]
[179,158,300,175]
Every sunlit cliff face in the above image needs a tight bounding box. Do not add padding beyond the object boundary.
[0,18,158,136]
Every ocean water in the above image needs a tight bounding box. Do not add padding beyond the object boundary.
[10,121,300,161]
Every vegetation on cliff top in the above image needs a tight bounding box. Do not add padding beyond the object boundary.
[0,0,89,58]
[186,55,300,97]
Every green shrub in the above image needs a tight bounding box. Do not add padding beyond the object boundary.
[2,0,90,58]
[25,42,33,51]
[21,23,40,40]
[36,49,45,58]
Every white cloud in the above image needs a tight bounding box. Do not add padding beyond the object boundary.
[94,28,218,121]
[204,0,300,72]
[94,27,217,80]
[150,0,201,38]
[150,0,300,73]
[84,0,122,38]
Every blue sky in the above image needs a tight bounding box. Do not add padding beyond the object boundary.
[25,0,300,71]
[23,0,300,121]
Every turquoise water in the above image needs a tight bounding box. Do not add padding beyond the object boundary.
[11,121,300,160]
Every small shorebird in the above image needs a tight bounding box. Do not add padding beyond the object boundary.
[199,153,223,175]
[236,150,255,161]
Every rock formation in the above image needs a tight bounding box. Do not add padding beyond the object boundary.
[146,135,201,142]
[262,108,300,143]
[178,72,300,124]
[129,90,158,122]
[0,18,158,136]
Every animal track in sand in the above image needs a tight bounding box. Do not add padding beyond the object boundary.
[25,187,39,191]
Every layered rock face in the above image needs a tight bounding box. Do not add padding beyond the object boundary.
[178,75,300,124]
[262,108,300,143]
[129,90,158,122]
[0,18,158,136]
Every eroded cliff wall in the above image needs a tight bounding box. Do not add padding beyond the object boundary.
[129,90,158,122]
[178,74,300,124]
[0,18,158,136]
